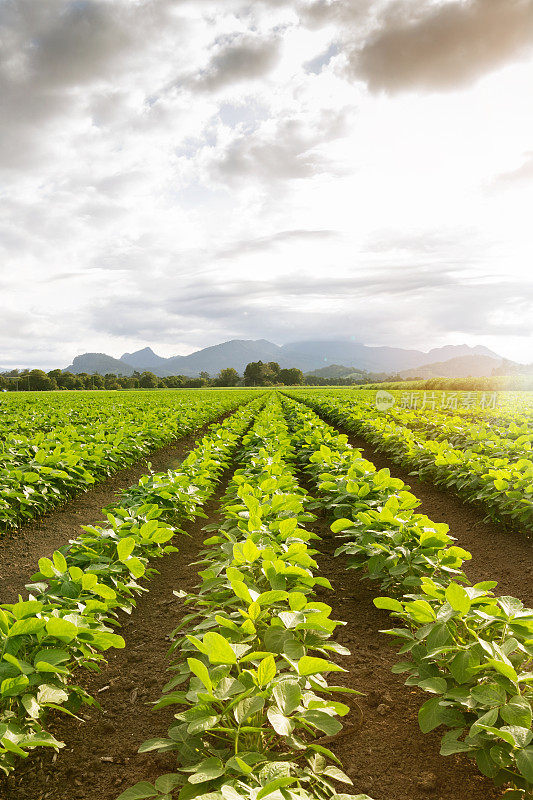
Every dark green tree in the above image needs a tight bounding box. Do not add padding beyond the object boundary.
[279,367,304,385]
[243,361,265,386]
[139,371,159,388]
[28,369,53,391]
[215,367,240,386]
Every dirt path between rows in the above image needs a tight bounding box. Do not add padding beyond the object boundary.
[0,415,229,605]
[0,484,229,800]
[311,411,533,607]
[310,506,503,800]
[2,467,511,800]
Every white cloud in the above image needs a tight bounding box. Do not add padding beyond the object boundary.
[0,0,532,369]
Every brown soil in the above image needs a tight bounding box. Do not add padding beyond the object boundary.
[3,483,512,800]
[0,417,227,605]
[311,513,504,800]
[0,488,227,800]
[342,432,533,608]
[304,406,532,606]
[1,414,527,800]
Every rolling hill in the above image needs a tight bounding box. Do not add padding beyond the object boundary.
[64,338,509,378]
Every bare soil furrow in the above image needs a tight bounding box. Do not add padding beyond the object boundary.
[312,413,533,606]
[309,507,503,800]
[1,486,228,800]
[0,415,228,604]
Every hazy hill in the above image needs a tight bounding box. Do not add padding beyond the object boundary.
[306,364,367,379]
[121,347,171,374]
[64,339,509,378]
[280,340,500,374]
[398,354,504,379]
[64,353,134,376]
[164,339,282,377]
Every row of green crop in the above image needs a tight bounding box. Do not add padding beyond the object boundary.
[291,389,533,464]
[0,390,259,531]
[118,397,372,800]
[348,388,533,424]
[289,391,533,529]
[280,396,533,799]
[383,406,533,459]
[0,398,264,776]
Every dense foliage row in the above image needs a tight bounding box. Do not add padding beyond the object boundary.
[118,398,372,800]
[0,389,258,530]
[361,377,533,392]
[0,398,264,775]
[280,396,533,799]
[288,391,533,529]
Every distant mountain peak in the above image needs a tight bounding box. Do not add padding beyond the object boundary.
[64,338,509,378]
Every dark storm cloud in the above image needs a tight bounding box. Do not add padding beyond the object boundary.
[350,0,533,93]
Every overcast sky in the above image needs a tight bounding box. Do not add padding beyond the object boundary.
[1,0,532,369]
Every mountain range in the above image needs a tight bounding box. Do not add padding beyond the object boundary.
[63,339,512,378]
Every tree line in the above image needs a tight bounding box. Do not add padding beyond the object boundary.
[0,361,330,391]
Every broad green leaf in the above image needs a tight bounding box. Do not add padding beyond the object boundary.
[116,783,158,800]
[373,597,403,613]
[516,747,533,783]
[202,632,236,665]
[257,778,296,799]
[140,520,159,539]
[257,655,276,687]
[330,518,354,533]
[117,536,136,562]
[8,617,46,637]
[298,656,344,676]
[124,557,145,579]
[487,659,518,683]
[242,538,260,562]
[273,681,301,715]
[445,583,471,615]
[187,658,212,693]
[234,696,265,725]
[45,617,78,641]
[288,592,306,611]
[267,707,294,736]
[52,551,68,573]
[471,683,507,707]
[38,557,55,577]
[93,582,116,600]
[230,580,252,604]
[154,775,183,793]
[304,710,343,736]
[37,685,69,705]
[404,600,436,624]
[1,674,29,697]
[188,757,224,784]
[501,696,532,729]
[81,573,98,590]
[418,677,447,694]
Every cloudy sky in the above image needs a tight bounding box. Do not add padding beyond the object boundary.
[1,0,532,369]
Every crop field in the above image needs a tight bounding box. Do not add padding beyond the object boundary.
[0,389,532,800]
[0,390,257,531]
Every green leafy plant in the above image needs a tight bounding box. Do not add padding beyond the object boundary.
[0,398,263,774]
[118,397,371,800]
